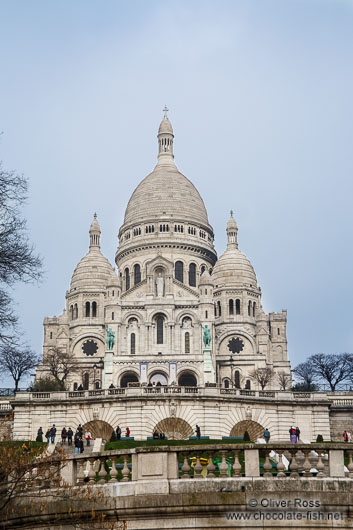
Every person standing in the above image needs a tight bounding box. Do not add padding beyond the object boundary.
[344,430,349,442]
[67,427,73,445]
[79,437,84,454]
[295,426,300,443]
[264,428,270,444]
[77,424,83,437]
[45,428,51,444]
[126,427,130,437]
[50,424,56,444]
[116,425,121,440]
[61,427,67,445]
[36,427,43,443]
[86,431,92,447]
[74,435,80,455]
[195,425,201,440]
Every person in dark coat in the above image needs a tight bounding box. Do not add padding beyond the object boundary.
[195,425,201,440]
[77,424,83,437]
[74,436,80,455]
[295,426,300,442]
[50,425,56,444]
[67,427,73,445]
[61,427,67,444]
[36,427,43,443]
[153,430,159,439]
[116,426,121,440]
[45,429,51,443]
[264,428,270,443]
[79,437,84,454]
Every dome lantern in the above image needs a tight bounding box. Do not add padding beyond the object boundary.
[89,213,101,249]
[226,210,238,249]
[157,106,174,164]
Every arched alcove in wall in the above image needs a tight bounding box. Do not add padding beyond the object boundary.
[154,417,193,440]
[82,420,114,441]
[230,420,265,442]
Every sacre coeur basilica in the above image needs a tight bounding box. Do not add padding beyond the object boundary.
[13,110,333,443]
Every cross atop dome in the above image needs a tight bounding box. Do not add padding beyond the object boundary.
[163,105,169,118]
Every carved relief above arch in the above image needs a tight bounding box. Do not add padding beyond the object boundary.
[154,417,193,440]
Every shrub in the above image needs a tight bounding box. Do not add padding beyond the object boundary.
[316,434,324,443]
[243,431,251,442]
[109,430,117,442]
[29,377,66,391]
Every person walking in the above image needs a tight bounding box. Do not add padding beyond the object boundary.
[79,437,84,454]
[45,428,51,444]
[77,424,83,437]
[264,428,270,444]
[36,427,43,443]
[195,425,201,440]
[86,431,92,447]
[126,427,130,437]
[67,427,73,445]
[344,430,349,442]
[290,426,297,444]
[116,425,121,440]
[50,424,56,444]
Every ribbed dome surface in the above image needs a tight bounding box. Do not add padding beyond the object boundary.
[70,249,118,291]
[212,247,257,288]
[124,164,209,226]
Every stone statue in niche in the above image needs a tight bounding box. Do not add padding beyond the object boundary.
[155,272,164,297]
[182,318,192,329]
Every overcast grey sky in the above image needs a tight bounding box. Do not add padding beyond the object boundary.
[0,0,352,387]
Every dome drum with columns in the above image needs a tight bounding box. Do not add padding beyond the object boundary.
[36,109,291,391]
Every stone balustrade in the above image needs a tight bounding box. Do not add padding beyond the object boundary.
[56,443,353,488]
[14,387,353,403]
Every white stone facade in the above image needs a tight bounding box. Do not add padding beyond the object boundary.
[36,110,291,393]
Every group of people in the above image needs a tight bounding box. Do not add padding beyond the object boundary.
[343,430,352,442]
[37,423,92,453]
[36,425,57,444]
[153,430,166,439]
[289,426,301,443]
[115,426,131,439]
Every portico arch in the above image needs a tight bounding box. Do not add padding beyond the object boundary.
[230,420,265,442]
[82,420,114,441]
[154,417,193,440]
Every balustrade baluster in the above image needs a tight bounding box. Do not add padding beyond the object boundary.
[121,455,130,482]
[289,450,299,478]
[232,450,242,477]
[316,453,325,477]
[181,452,191,479]
[276,450,286,478]
[302,450,312,477]
[219,450,229,478]
[87,458,96,483]
[110,457,118,482]
[76,459,85,485]
[194,452,203,479]
[98,457,107,484]
[346,451,353,478]
[263,450,272,478]
[206,452,216,478]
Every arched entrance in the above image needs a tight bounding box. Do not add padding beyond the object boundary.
[120,371,139,388]
[149,372,168,385]
[178,371,197,386]
[154,417,193,440]
[230,420,265,442]
[82,420,114,441]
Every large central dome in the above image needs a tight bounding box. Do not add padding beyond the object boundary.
[123,108,209,228]
[124,165,209,226]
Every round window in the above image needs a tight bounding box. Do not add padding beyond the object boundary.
[82,340,98,356]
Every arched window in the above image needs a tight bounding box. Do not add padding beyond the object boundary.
[74,304,78,319]
[85,302,90,318]
[92,301,97,318]
[95,381,100,389]
[70,305,74,320]
[214,303,217,317]
[224,379,230,389]
[248,301,251,316]
[234,370,240,389]
[236,299,241,315]
[134,264,141,285]
[178,372,197,387]
[156,314,164,344]
[73,382,78,391]
[253,302,256,317]
[120,372,139,388]
[130,333,136,354]
[229,299,234,316]
[217,301,222,317]
[125,268,130,291]
[175,261,184,283]
[200,265,206,275]
[245,379,251,390]
[188,263,196,287]
[185,332,190,353]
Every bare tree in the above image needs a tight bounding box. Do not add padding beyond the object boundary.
[292,360,318,391]
[249,367,274,390]
[45,347,78,389]
[0,345,39,391]
[0,162,42,345]
[309,353,352,392]
[276,371,292,391]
